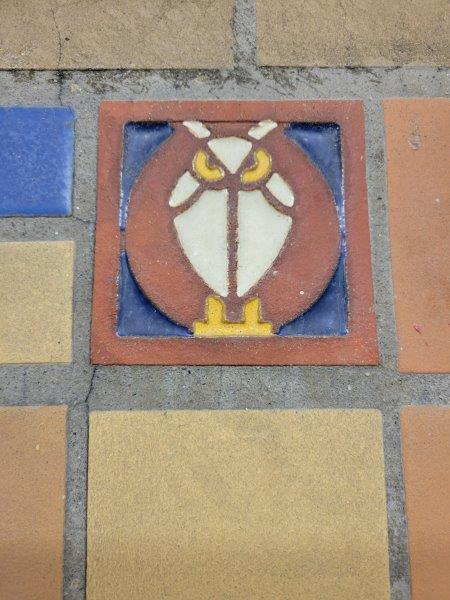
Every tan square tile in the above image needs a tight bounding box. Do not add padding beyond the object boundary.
[401,406,450,599]
[257,0,450,67]
[384,99,450,373]
[0,406,67,600]
[0,0,234,69]
[87,410,390,600]
[0,241,74,364]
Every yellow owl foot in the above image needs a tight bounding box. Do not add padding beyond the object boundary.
[193,296,273,337]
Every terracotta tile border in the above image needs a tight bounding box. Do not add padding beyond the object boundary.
[91,101,378,365]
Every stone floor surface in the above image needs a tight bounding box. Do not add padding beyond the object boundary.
[0,1,449,600]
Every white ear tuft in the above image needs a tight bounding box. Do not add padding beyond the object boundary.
[182,121,211,138]
[248,120,277,140]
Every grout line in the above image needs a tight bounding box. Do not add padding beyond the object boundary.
[63,403,89,600]
[383,406,411,598]
[233,0,257,70]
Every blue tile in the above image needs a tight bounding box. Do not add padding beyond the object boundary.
[0,107,75,216]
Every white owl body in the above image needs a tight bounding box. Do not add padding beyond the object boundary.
[168,123,295,299]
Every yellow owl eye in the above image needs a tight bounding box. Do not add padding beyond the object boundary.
[193,150,224,182]
[241,148,272,184]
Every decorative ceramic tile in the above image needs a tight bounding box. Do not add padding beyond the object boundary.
[401,406,450,599]
[0,406,67,600]
[87,409,390,600]
[0,241,74,364]
[384,99,450,373]
[0,1,234,70]
[257,0,450,67]
[0,107,74,216]
[92,101,377,365]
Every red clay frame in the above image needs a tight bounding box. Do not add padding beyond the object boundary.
[91,100,378,365]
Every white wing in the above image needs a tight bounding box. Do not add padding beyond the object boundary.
[174,190,229,297]
[237,190,292,297]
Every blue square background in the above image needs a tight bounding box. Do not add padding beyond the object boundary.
[0,106,75,216]
[118,121,348,337]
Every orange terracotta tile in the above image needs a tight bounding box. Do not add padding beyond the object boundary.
[0,406,67,600]
[401,406,450,600]
[384,99,450,373]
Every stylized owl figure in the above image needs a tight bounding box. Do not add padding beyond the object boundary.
[126,120,340,336]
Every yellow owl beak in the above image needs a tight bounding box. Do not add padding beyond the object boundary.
[241,148,272,184]
[193,150,224,182]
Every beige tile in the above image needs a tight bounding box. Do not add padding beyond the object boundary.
[0,406,67,600]
[401,406,450,600]
[87,410,390,600]
[0,241,74,364]
[384,99,450,373]
[0,0,234,69]
[257,0,450,67]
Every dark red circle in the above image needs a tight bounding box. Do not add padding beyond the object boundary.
[125,122,340,332]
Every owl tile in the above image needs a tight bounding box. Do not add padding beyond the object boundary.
[92,101,378,365]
